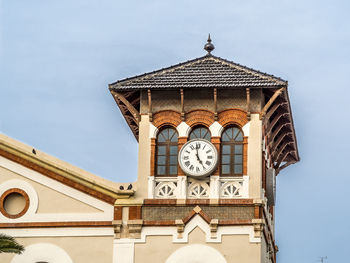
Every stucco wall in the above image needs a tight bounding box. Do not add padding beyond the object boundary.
[0,166,102,213]
[0,236,114,263]
[134,227,261,263]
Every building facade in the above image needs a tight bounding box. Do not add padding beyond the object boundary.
[0,38,299,263]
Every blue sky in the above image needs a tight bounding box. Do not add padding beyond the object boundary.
[1,0,349,262]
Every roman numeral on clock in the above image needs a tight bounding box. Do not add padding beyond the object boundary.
[185,161,190,167]
[205,161,211,166]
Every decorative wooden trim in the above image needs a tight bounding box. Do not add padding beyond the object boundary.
[0,188,30,219]
[270,132,293,153]
[185,109,215,128]
[266,112,289,136]
[112,91,140,122]
[260,87,285,119]
[147,89,152,121]
[243,136,248,175]
[150,138,156,176]
[129,206,142,220]
[275,149,294,169]
[214,88,218,121]
[0,221,113,229]
[246,88,251,120]
[114,206,123,220]
[272,141,293,161]
[218,109,248,128]
[0,149,116,204]
[180,89,185,121]
[152,110,182,129]
[268,121,290,147]
[263,102,288,125]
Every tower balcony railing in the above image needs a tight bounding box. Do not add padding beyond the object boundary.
[148,176,249,199]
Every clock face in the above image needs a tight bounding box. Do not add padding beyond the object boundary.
[178,139,218,177]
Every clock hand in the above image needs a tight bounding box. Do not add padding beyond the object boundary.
[195,149,205,169]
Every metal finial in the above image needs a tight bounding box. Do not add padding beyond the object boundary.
[204,34,215,54]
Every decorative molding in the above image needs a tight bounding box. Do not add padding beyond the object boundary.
[152,110,182,128]
[0,188,30,219]
[0,179,38,222]
[0,227,114,237]
[0,149,117,204]
[187,180,210,199]
[218,109,248,128]
[185,109,215,127]
[115,215,261,244]
[0,158,114,223]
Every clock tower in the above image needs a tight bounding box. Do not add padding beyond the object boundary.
[108,36,299,263]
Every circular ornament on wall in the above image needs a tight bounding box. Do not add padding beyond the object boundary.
[0,188,30,219]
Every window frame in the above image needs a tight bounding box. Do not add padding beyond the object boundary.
[189,125,211,141]
[220,126,244,176]
[155,127,178,177]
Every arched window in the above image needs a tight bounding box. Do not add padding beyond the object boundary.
[189,126,211,141]
[156,127,178,176]
[221,126,243,176]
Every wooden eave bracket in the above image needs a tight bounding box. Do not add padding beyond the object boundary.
[110,88,140,140]
[111,90,140,122]
[260,87,285,120]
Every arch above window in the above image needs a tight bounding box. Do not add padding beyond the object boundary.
[221,126,244,176]
[189,126,211,141]
[156,127,178,176]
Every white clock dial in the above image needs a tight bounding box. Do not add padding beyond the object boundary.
[178,139,218,177]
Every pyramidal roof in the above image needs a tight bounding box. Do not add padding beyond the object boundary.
[109,54,287,90]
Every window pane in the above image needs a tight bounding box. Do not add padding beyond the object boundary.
[234,145,242,154]
[222,130,231,141]
[170,146,178,155]
[203,132,211,141]
[158,146,166,155]
[168,129,175,139]
[157,166,165,175]
[234,155,242,164]
[169,165,177,175]
[222,145,231,154]
[222,165,230,174]
[157,156,166,165]
[170,132,178,142]
[234,164,242,174]
[233,128,239,139]
[170,155,177,165]
[158,133,166,142]
[235,131,243,142]
[222,155,230,164]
